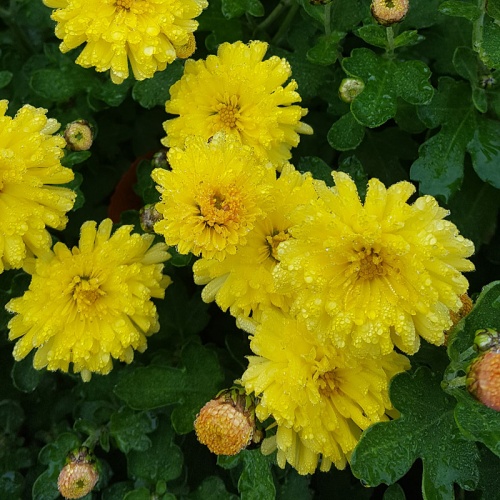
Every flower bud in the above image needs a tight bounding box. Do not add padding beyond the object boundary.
[175,34,196,59]
[339,78,365,103]
[473,328,500,352]
[371,0,409,26]
[194,388,258,456]
[140,204,163,233]
[151,149,170,170]
[57,448,99,499]
[467,350,500,411]
[64,120,93,151]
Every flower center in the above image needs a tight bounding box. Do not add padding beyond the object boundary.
[215,96,240,129]
[318,370,339,397]
[115,0,133,10]
[71,276,105,314]
[197,187,241,227]
[265,230,289,261]
[355,246,386,281]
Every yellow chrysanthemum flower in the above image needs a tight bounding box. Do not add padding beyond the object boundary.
[163,40,313,167]
[7,219,171,381]
[0,100,75,273]
[152,132,274,261]
[43,0,208,84]
[240,310,410,475]
[193,164,318,318]
[274,171,475,356]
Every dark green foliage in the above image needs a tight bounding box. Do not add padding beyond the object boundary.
[2,0,500,499]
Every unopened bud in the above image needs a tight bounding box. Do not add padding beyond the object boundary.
[151,149,170,170]
[57,448,99,499]
[194,388,258,456]
[480,74,496,89]
[474,328,500,353]
[175,34,196,59]
[467,350,500,411]
[339,78,365,103]
[140,204,163,233]
[64,120,93,151]
[371,0,409,26]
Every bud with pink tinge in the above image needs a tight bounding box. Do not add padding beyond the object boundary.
[57,448,99,499]
[371,0,409,26]
[466,329,500,411]
[194,388,259,456]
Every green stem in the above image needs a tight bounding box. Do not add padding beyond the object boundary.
[272,3,299,45]
[256,0,292,34]
[386,26,395,57]
[324,2,332,36]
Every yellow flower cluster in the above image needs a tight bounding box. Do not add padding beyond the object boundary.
[8,219,171,381]
[0,101,76,273]
[152,118,474,472]
[147,37,476,468]
[43,0,208,84]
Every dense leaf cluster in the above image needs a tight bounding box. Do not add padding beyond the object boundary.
[1,0,500,498]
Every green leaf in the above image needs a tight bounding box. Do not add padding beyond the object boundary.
[306,32,345,66]
[478,16,500,69]
[297,156,333,186]
[10,353,42,393]
[221,0,264,19]
[351,367,479,498]
[453,46,487,113]
[0,71,13,89]
[487,0,500,19]
[455,399,500,458]
[189,476,239,500]
[467,118,500,189]
[447,164,500,249]
[127,417,183,484]
[383,483,405,500]
[109,407,157,454]
[411,77,475,201]
[342,48,434,128]
[439,0,481,21]
[393,30,424,49]
[132,61,184,109]
[355,25,387,49]
[327,112,365,151]
[475,446,500,500]
[61,151,92,169]
[277,472,312,500]
[114,342,224,433]
[219,450,275,500]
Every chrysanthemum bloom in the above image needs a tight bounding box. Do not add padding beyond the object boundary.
[152,132,274,261]
[240,309,410,474]
[43,0,208,84]
[7,219,171,381]
[274,172,475,357]
[193,164,318,318]
[163,40,313,167]
[0,101,75,273]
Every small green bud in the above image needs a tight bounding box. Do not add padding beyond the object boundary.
[140,204,163,233]
[338,78,365,103]
[64,120,94,151]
